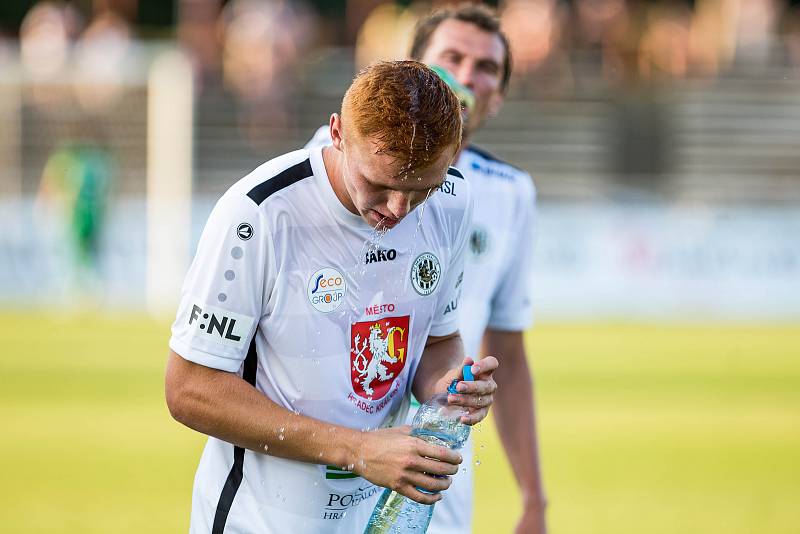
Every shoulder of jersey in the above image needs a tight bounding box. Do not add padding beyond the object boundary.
[226,149,315,208]
[436,165,471,209]
[305,125,331,149]
[464,145,536,196]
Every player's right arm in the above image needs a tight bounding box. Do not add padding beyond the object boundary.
[165,350,459,504]
[164,180,459,504]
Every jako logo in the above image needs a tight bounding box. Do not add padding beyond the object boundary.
[308,267,346,313]
[364,248,397,265]
[188,304,247,343]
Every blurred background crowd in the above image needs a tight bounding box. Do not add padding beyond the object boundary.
[0,0,798,313]
[1,0,799,200]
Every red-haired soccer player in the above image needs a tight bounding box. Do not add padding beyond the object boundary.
[308,5,546,534]
[165,61,499,533]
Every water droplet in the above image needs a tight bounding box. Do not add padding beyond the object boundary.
[279,434,285,441]
[474,459,481,466]
[263,444,269,452]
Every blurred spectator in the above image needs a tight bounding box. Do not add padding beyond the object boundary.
[72,7,134,112]
[500,0,573,95]
[179,0,224,91]
[19,1,84,107]
[637,2,693,81]
[782,1,800,66]
[354,2,422,68]
[734,0,781,63]
[501,0,562,75]
[218,0,317,147]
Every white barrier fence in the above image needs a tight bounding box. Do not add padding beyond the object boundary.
[1,197,798,320]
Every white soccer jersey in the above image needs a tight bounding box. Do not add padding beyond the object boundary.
[306,129,538,534]
[169,146,472,533]
[426,145,536,534]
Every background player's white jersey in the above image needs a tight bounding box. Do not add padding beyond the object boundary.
[427,145,536,534]
[169,146,472,533]
[306,128,537,533]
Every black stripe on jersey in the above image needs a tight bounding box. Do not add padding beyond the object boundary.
[246,159,313,205]
[446,167,464,179]
[466,145,524,173]
[211,338,259,534]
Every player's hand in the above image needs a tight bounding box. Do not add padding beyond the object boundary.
[515,503,547,534]
[353,425,462,504]
[445,356,499,425]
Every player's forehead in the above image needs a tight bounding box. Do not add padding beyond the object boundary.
[350,133,452,191]
[360,154,448,192]
[421,18,505,65]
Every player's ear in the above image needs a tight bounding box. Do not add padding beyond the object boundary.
[330,113,345,151]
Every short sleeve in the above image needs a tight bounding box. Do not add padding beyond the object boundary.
[169,191,273,372]
[429,178,474,337]
[487,177,537,331]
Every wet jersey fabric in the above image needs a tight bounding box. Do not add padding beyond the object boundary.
[169,146,473,533]
[308,128,537,533]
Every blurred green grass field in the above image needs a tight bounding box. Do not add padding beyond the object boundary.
[1,313,798,533]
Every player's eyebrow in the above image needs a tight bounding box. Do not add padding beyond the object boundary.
[365,172,445,192]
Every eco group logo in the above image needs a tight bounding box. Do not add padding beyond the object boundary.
[308,267,346,313]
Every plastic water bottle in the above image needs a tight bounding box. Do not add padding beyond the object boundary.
[364,365,474,533]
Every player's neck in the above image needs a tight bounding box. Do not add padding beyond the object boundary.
[321,145,358,214]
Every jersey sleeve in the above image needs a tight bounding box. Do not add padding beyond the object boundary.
[304,125,332,149]
[487,176,537,331]
[169,191,273,372]
[429,176,474,337]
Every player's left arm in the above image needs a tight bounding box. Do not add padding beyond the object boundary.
[483,329,547,532]
[484,175,547,532]
[411,173,497,425]
[412,333,498,426]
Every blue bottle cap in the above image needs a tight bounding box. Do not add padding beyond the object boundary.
[462,364,474,382]
[447,364,475,394]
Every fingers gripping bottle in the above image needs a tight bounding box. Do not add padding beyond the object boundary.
[364,365,474,534]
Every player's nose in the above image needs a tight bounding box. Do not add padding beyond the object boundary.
[386,190,412,219]
[454,62,476,91]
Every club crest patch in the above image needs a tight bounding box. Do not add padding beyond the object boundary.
[350,316,410,400]
[469,226,489,259]
[410,252,441,296]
